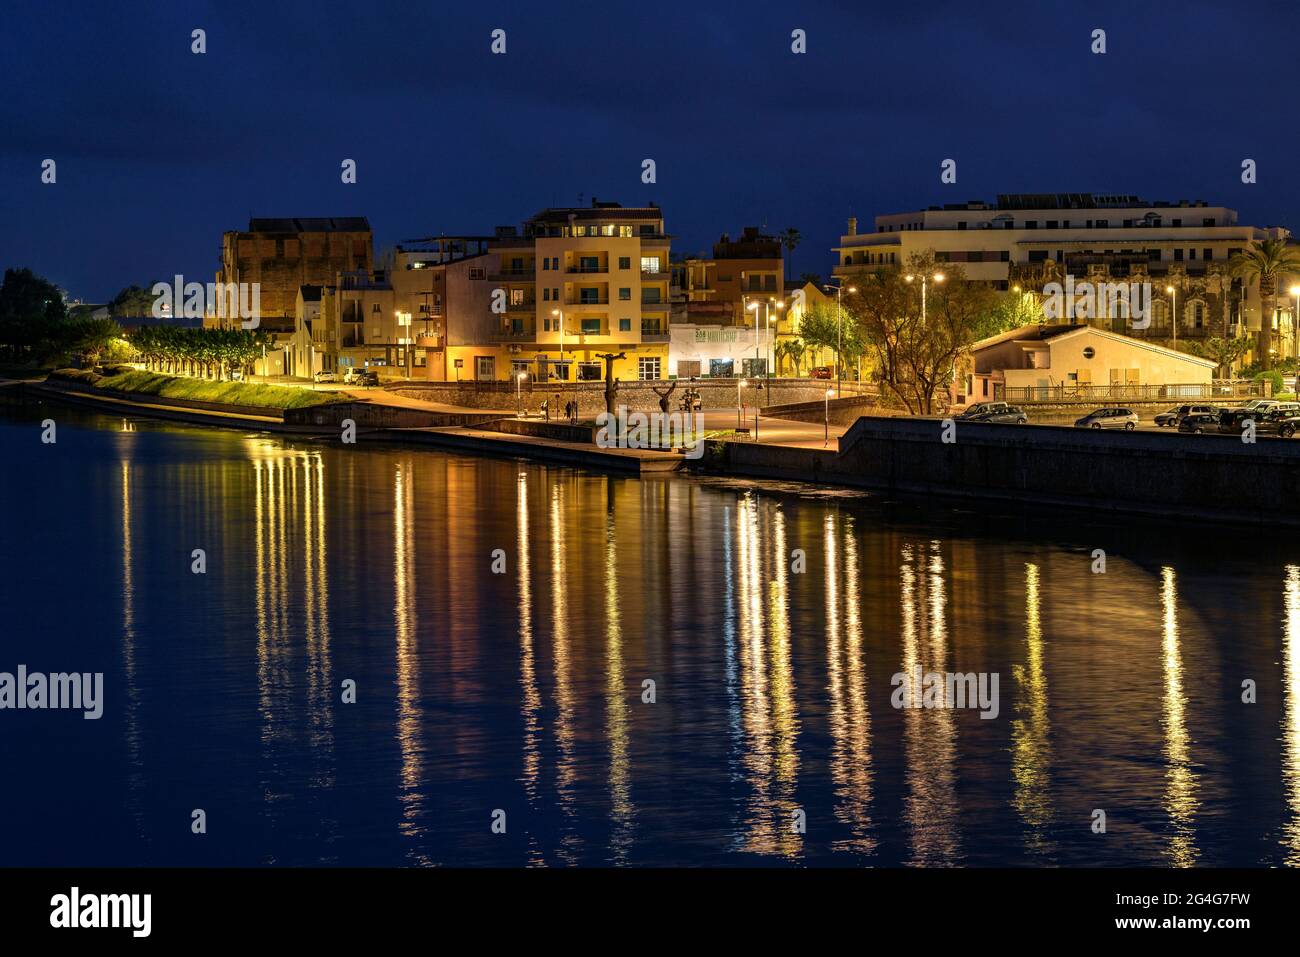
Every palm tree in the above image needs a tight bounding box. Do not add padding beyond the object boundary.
[779,227,801,283]
[1229,238,1300,368]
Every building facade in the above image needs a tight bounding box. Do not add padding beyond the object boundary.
[834,193,1290,356]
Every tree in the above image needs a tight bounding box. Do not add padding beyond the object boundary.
[1228,239,1300,368]
[1182,336,1252,378]
[845,255,996,414]
[108,284,161,318]
[779,228,801,283]
[0,268,68,362]
[65,317,123,368]
[798,300,862,373]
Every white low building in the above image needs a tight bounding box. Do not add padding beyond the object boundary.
[669,323,776,378]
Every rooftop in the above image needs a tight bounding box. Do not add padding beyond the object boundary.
[245,217,372,233]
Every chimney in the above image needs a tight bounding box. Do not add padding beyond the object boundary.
[847,217,858,236]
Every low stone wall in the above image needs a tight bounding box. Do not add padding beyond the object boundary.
[695,414,1300,525]
[283,402,501,430]
[486,419,596,443]
[386,379,871,415]
[764,394,890,426]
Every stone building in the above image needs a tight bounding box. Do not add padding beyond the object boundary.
[209,217,373,334]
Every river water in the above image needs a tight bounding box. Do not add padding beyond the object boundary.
[1,396,1298,866]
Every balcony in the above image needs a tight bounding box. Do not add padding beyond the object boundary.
[505,299,537,312]
[490,267,534,281]
[566,265,608,274]
[492,326,537,342]
[565,296,609,306]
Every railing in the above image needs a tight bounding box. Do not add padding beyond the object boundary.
[566,266,608,274]
[1000,379,1266,403]
[566,296,609,305]
[505,300,537,312]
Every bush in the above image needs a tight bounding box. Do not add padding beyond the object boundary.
[1254,369,1285,396]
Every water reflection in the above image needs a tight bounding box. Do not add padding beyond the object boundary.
[900,541,962,865]
[9,403,1300,866]
[1282,565,1300,864]
[1160,566,1199,867]
[1011,563,1054,857]
[828,516,874,855]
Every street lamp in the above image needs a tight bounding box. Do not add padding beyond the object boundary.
[738,378,747,428]
[396,310,412,379]
[824,387,835,447]
[515,369,526,416]
[825,282,858,396]
[1165,285,1177,349]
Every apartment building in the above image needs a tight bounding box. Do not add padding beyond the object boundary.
[485,199,672,382]
[833,193,1289,351]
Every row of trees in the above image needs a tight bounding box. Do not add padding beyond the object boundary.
[127,326,273,380]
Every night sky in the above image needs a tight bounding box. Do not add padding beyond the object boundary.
[3,0,1297,302]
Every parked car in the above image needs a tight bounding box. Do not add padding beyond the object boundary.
[1178,412,1220,434]
[1074,408,1139,430]
[809,366,833,380]
[961,404,1028,424]
[1155,404,1219,428]
[958,401,1009,419]
[1219,407,1300,438]
[313,370,337,383]
[343,367,378,386]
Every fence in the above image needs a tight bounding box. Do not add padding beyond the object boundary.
[999,379,1265,403]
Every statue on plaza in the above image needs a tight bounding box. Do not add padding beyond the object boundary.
[597,352,626,418]
[651,380,678,414]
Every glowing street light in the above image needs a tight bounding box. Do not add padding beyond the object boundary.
[515,369,527,416]
[738,378,747,428]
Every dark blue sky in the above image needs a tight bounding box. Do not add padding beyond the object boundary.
[3,0,1297,302]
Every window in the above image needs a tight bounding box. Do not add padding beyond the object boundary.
[510,288,526,305]
[1189,248,1197,260]
[577,362,601,381]
[579,288,601,304]
[1191,301,1205,328]
[468,267,485,280]
[543,288,551,301]
[957,221,967,230]
[581,318,600,334]
[1047,220,1058,229]
[372,303,381,313]
[1028,250,1048,262]
[619,225,633,237]
[1026,220,1038,229]
[639,356,661,380]
[640,256,661,273]
[709,358,734,377]
[1174,249,1184,261]
[999,251,1010,262]
[643,289,662,304]
[579,256,600,272]
[619,288,631,300]
[1082,346,1096,359]
[619,256,631,269]
[1204,249,1213,261]
[619,318,631,332]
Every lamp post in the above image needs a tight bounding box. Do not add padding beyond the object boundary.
[515,369,526,416]
[826,282,858,396]
[396,310,412,379]
[1165,285,1177,350]
[770,300,784,398]
[738,378,746,428]
[824,386,834,447]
